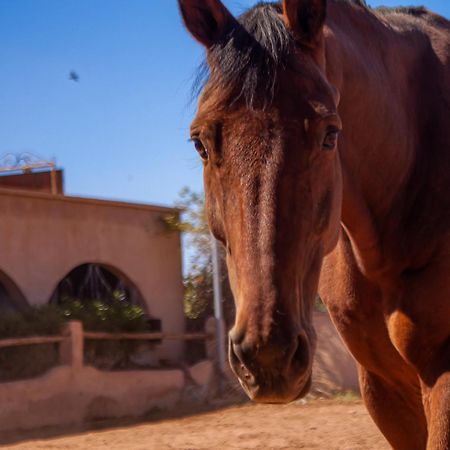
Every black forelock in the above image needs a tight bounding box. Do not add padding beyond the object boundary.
[194,2,293,109]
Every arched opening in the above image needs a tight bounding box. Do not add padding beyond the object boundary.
[0,271,57,383]
[49,263,162,370]
[0,270,28,313]
[49,263,147,310]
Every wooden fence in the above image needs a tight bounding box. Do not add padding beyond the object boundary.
[0,321,213,370]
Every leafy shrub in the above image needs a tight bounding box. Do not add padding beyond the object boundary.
[58,297,149,333]
[0,298,150,338]
[0,299,155,379]
[57,297,155,369]
[0,305,63,339]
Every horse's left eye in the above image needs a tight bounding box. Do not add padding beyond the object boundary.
[322,129,339,150]
[192,138,209,161]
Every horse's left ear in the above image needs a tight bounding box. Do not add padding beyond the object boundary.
[282,0,327,47]
[178,0,236,48]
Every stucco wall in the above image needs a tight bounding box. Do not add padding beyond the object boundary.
[0,366,185,432]
[0,189,185,361]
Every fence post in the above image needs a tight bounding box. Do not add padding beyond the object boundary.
[59,320,84,369]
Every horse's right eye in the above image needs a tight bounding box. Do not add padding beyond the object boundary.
[322,128,339,151]
[192,138,209,161]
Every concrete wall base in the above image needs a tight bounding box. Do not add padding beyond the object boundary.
[0,366,184,433]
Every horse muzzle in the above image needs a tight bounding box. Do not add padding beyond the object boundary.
[228,331,313,403]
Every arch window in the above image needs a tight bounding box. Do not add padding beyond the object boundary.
[49,263,146,309]
[0,270,28,313]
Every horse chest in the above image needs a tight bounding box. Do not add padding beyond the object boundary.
[319,242,417,381]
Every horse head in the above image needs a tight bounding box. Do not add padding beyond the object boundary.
[180,0,342,403]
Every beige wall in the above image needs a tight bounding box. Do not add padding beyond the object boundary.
[0,358,216,434]
[0,366,185,432]
[0,189,185,360]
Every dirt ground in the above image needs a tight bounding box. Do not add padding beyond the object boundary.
[1,399,389,450]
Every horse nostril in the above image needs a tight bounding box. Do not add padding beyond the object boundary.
[228,341,256,384]
[231,336,257,366]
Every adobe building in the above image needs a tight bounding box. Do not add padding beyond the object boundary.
[0,167,185,362]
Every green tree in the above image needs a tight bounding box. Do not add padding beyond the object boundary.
[165,188,234,324]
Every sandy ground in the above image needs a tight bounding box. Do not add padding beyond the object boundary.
[1,399,389,450]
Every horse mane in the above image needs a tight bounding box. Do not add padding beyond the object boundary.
[373,5,427,17]
[194,1,431,108]
[331,0,427,16]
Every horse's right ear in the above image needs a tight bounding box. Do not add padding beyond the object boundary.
[178,0,236,48]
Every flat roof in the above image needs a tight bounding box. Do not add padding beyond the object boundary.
[0,187,180,214]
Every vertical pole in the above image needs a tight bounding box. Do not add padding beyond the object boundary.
[211,234,226,391]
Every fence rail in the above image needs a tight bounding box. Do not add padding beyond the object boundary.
[0,335,64,349]
[0,321,216,370]
[83,331,211,341]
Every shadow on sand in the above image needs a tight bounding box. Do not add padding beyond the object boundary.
[0,396,248,448]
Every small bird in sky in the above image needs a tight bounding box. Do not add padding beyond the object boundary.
[69,71,80,82]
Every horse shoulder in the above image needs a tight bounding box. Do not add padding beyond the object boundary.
[319,231,417,384]
[387,235,450,382]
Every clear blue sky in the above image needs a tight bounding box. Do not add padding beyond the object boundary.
[1,0,449,208]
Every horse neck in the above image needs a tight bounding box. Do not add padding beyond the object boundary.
[325,4,426,280]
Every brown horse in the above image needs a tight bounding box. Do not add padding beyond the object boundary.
[179,0,450,448]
